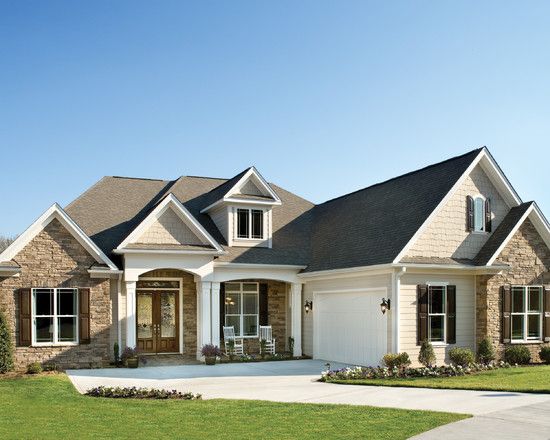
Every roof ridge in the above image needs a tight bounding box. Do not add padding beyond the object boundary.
[319,147,484,206]
[183,175,230,181]
[110,175,167,182]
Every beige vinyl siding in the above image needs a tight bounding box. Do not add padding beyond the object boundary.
[405,164,509,260]
[400,273,475,366]
[210,205,229,242]
[136,207,205,245]
[302,273,393,357]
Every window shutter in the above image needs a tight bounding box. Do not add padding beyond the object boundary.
[417,284,428,345]
[501,285,511,343]
[259,283,268,326]
[544,287,550,343]
[79,288,91,344]
[219,283,226,338]
[466,196,474,232]
[485,198,492,233]
[446,285,456,344]
[19,288,32,346]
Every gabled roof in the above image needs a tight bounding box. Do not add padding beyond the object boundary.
[304,148,485,273]
[475,202,550,266]
[115,193,224,253]
[0,203,118,271]
[200,167,282,213]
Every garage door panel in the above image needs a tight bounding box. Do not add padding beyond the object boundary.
[315,291,387,366]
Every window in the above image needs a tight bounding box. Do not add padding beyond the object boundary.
[236,208,263,239]
[511,286,542,342]
[33,288,78,345]
[224,282,259,337]
[428,285,446,342]
[473,196,486,232]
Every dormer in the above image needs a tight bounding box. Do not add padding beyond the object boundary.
[201,167,282,248]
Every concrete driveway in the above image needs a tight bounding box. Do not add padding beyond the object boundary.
[67,359,550,418]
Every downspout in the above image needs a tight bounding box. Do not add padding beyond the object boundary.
[117,273,122,350]
[392,266,406,353]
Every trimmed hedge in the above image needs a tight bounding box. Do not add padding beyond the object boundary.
[86,386,202,400]
[504,345,531,365]
[539,346,550,364]
[477,338,496,364]
[449,347,475,367]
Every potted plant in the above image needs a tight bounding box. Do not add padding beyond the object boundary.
[121,346,141,368]
[201,344,222,365]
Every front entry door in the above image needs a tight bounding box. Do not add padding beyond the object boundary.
[137,291,179,353]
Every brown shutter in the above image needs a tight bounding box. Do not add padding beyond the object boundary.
[446,285,456,344]
[259,283,268,326]
[417,284,428,345]
[466,196,474,232]
[485,198,492,233]
[79,288,91,344]
[544,287,550,343]
[501,285,511,343]
[19,288,32,346]
[219,283,226,338]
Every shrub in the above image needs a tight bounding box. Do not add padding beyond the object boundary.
[504,345,531,365]
[86,386,202,400]
[449,347,475,367]
[27,362,43,374]
[477,338,496,364]
[418,340,436,367]
[0,310,14,373]
[539,346,550,364]
[288,337,295,355]
[383,352,411,370]
[201,344,222,358]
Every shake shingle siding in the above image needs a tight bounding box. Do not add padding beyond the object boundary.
[305,149,482,272]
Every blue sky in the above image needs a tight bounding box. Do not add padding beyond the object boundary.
[1,1,549,236]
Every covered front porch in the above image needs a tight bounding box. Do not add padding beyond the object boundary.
[122,268,304,360]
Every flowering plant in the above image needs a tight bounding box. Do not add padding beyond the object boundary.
[201,344,222,358]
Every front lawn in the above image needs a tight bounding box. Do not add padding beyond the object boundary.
[329,365,550,394]
[0,374,467,440]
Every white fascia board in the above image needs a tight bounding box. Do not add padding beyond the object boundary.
[88,268,123,278]
[114,248,225,255]
[200,167,282,214]
[0,203,118,270]
[117,194,224,252]
[393,148,523,264]
[223,197,282,206]
[400,263,509,273]
[478,148,522,207]
[213,262,306,270]
[486,202,550,266]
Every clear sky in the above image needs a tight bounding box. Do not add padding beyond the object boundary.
[1,1,549,236]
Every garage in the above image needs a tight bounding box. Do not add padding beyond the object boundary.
[313,289,388,366]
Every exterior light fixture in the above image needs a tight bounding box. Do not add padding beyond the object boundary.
[304,300,313,314]
[380,298,391,314]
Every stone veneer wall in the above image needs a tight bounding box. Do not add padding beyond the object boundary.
[0,219,112,370]
[476,219,550,362]
[407,164,509,260]
[138,269,197,358]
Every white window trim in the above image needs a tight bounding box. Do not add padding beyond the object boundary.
[472,194,488,234]
[235,208,265,241]
[510,285,544,344]
[32,288,79,347]
[427,284,447,344]
[224,282,260,338]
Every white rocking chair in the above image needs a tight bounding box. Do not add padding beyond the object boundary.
[259,325,276,355]
[223,326,244,356]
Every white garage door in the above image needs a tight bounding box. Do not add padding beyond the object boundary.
[314,290,388,366]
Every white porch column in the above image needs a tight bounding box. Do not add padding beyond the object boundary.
[196,281,212,359]
[125,281,137,348]
[290,283,303,357]
[211,282,221,349]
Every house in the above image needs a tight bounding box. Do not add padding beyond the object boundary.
[0,147,549,369]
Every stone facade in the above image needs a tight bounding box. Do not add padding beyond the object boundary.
[138,269,197,358]
[407,164,509,260]
[476,219,550,362]
[0,219,112,370]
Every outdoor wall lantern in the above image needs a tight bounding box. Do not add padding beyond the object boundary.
[304,300,313,314]
[380,298,391,314]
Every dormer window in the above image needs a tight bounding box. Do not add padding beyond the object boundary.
[237,208,264,239]
[467,195,491,233]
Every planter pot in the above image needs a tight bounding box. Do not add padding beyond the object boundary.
[126,358,139,368]
[205,356,216,365]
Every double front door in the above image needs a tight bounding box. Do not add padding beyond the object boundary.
[136,290,179,353]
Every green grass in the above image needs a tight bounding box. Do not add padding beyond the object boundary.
[330,365,550,394]
[0,374,467,440]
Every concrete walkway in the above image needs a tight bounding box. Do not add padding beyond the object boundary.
[67,360,550,418]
